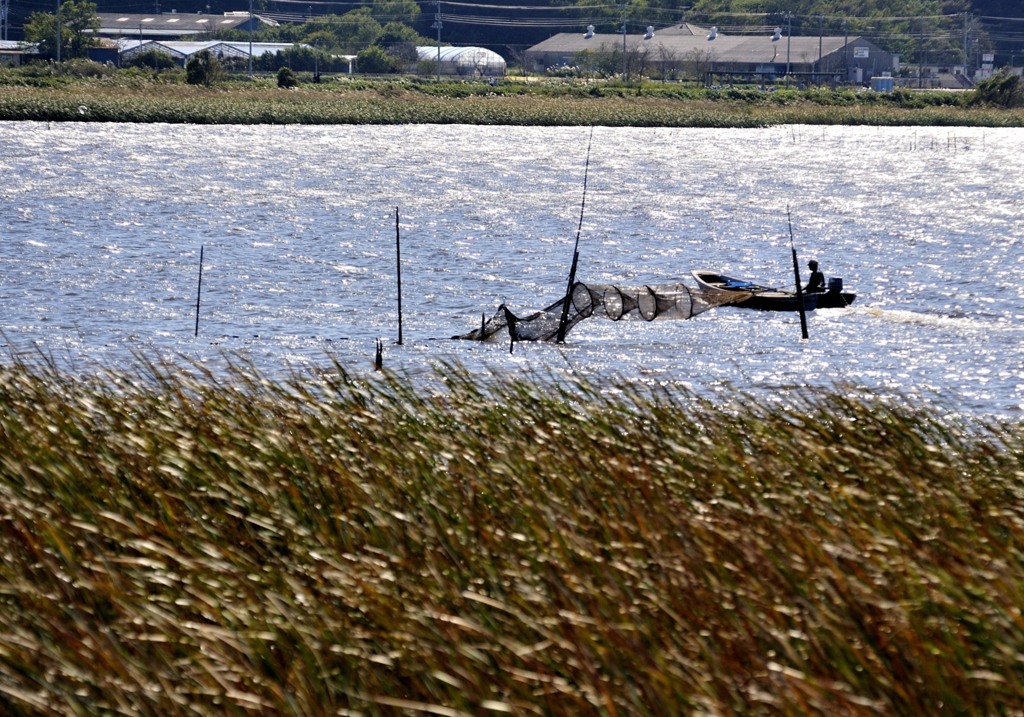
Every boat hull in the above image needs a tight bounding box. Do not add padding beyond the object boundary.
[691,270,855,312]
[813,290,856,308]
[736,291,819,312]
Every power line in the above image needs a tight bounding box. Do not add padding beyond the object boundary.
[439,14,599,27]
[442,1,617,10]
[270,0,376,5]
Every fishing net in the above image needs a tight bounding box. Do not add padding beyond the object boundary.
[453,281,747,342]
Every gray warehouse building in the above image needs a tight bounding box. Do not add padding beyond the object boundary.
[525,23,895,85]
[92,12,277,41]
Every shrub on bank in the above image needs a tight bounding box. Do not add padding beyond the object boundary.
[276,66,298,89]
[125,48,178,71]
[185,50,223,87]
[970,69,1024,109]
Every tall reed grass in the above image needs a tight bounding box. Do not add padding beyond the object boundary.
[2,354,1023,715]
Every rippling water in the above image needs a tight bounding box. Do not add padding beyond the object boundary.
[2,122,1022,416]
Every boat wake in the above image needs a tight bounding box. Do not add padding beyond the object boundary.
[860,307,1009,333]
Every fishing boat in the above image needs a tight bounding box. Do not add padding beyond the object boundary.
[691,270,856,311]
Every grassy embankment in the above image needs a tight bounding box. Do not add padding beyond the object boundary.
[2,354,1024,714]
[1,67,1023,126]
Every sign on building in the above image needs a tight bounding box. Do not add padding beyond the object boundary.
[853,47,869,59]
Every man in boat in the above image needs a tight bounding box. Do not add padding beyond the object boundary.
[804,260,826,293]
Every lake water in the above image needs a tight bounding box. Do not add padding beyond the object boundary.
[2,122,1022,417]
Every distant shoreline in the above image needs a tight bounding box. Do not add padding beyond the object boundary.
[2,75,1022,127]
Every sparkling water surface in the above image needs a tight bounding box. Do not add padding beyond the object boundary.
[1,122,1022,416]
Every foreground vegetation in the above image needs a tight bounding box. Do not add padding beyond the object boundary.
[2,63,1024,126]
[2,355,1024,714]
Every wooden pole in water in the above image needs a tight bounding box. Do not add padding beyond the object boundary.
[501,303,517,354]
[395,207,403,345]
[787,206,809,340]
[556,126,595,344]
[194,245,204,338]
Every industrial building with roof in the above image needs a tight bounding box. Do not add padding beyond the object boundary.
[524,23,896,86]
[110,38,362,73]
[111,39,502,76]
[0,40,37,66]
[116,39,306,64]
[90,11,502,77]
[86,11,287,66]
[92,11,276,41]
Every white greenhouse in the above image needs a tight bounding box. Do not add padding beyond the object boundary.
[415,46,506,77]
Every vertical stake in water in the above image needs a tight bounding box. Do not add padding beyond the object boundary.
[501,304,517,354]
[787,206,809,340]
[556,126,595,344]
[395,207,403,345]
[194,244,204,338]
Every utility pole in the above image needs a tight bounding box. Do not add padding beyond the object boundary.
[815,15,823,65]
[962,12,971,78]
[1,0,9,41]
[621,19,627,80]
[785,11,792,77]
[921,19,929,89]
[843,20,848,83]
[817,14,823,84]
[432,0,442,81]
[247,0,253,78]
[615,0,627,80]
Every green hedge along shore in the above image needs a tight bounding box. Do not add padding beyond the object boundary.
[2,355,1023,714]
[2,71,1023,126]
